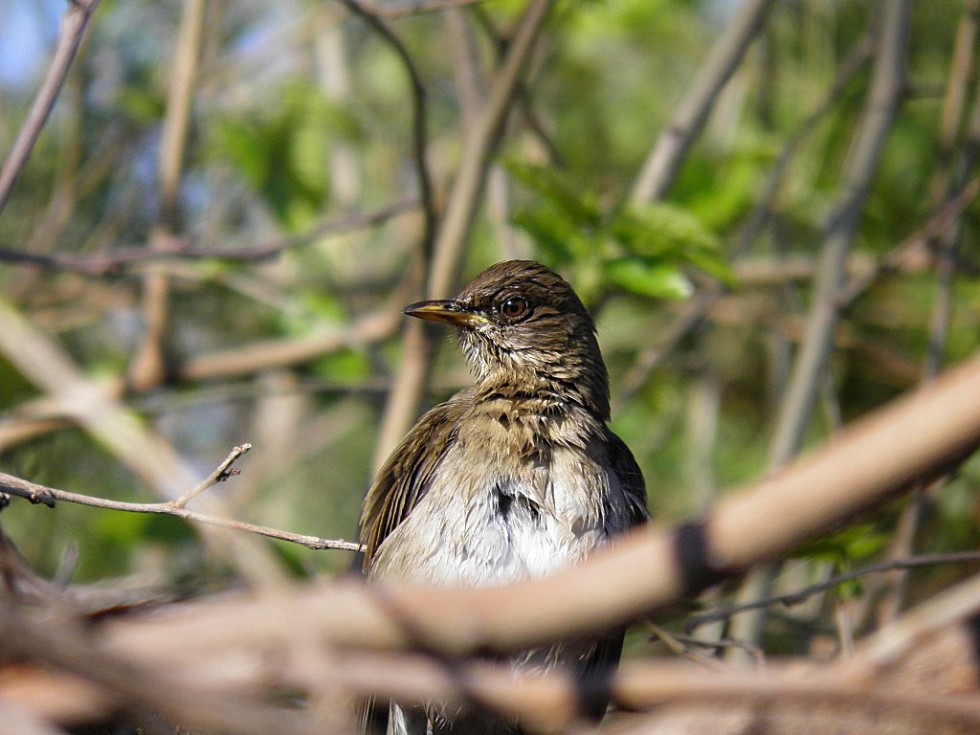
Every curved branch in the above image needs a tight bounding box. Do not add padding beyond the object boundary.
[340,1,437,262]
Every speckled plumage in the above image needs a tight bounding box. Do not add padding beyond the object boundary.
[360,260,648,735]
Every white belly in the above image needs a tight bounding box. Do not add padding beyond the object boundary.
[370,444,626,587]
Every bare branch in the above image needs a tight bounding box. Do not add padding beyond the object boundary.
[179,303,402,382]
[340,2,437,261]
[0,468,361,553]
[728,1,912,659]
[687,550,980,632]
[629,0,777,204]
[770,0,911,467]
[0,0,100,213]
[0,199,417,276]
[96,353,980,659]
[172,443,252,508]
[837,176,979,307]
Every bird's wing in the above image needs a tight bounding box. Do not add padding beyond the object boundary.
[571,428,649,723]
[605,427,650,528]
[358,391,472,735]
[359,389,474,567]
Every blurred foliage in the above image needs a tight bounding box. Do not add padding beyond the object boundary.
[507,160,731,302]
[0,0,977,662]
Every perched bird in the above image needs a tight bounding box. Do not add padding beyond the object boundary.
[360,260,648,734]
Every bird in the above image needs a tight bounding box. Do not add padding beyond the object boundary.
[359,260,648,734]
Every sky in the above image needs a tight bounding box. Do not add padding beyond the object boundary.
[0,0,62,89]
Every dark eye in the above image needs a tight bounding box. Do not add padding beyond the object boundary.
[500,296,528,320]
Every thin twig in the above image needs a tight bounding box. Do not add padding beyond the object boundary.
[837,176,979,307]
[0,199,417,276]
[172,443,252,508]
[0,0,100,213]
[645,622,731,670]
[340,1,437,261]
[0,469,362,553]
[686,550,980,632]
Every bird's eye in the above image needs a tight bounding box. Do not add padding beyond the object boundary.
[500,296,528,320]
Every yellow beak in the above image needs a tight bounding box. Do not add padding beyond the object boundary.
[402,300,488,328]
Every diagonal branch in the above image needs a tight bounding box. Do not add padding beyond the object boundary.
[99,351,980,658]
[629,0,777,204]
[0,0,100,213]
[728,1,913,659]
[372,0,555,471]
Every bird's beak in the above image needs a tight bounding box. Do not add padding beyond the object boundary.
[402,300,487,328]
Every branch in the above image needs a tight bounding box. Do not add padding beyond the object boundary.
[171,443,252,508]
[372,0,555,470]
[99,352,980,659]
[0,199,417,276]
[178,303,403,382]
[686,550,980,631]
[0,463,361,553]
[0,0,100,214]
[837,177,979,308]
[727,0,912,659]
[325,649,980,732]
[770,0,911,467]
[629,0,777,204]
[339,2,437,261]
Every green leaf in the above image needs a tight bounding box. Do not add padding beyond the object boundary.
[511,208,595,263]
[212,119,270,190]
[611,203,735,285]
[505,161,602,228]
[603,257,693,300]
[794,524,889,566]
[611,202,720,258]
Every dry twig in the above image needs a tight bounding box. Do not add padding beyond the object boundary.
[0,0,100,213]
[0,457,361,553]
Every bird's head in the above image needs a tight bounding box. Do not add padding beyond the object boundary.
[403,260,610,419]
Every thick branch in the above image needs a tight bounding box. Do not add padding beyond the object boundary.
[101,352,980,658]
